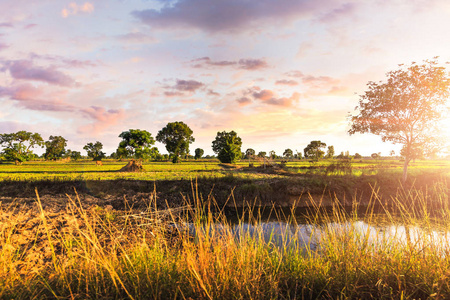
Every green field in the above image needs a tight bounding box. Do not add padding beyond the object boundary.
[1,158,450,182]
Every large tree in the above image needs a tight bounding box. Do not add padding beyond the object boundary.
[117,129,155,159]
[349,59,450,182]
[212,130,242,164]
[44,135,67,160]
[156,121,195,163]
[304,140,327,161]
[0,131,44,164]
[83,141,106,161]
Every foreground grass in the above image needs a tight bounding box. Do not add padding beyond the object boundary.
[2,181,450,299]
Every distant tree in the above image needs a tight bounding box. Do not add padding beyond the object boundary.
[257,151,267,158]
[326,146,335,159]
[0,131,44,165]
[117,129,155,160]
[354,153,362,159]
[212,131,242,164]
[349,59,450,182]
[269,150,276,159]
[304,141,327,161]
[245,148,256,159]
[156,122,195,163]
[194,148,204,160]
[371,153,379,160]
[44,136,67,160]
[295,150,303,160]
[390,150,395,157]
[283,149,293,159]
[70,151,82,161]
[83,141,106,161]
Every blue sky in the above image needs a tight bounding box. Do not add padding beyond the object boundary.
[1,0,450,156]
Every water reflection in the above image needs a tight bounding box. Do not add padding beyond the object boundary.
[178,218,450,253]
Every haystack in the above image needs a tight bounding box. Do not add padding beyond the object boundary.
[119,160,143,172]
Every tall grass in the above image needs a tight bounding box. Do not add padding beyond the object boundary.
[1,181,450,299]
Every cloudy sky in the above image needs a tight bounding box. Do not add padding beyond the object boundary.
[1,0,450,156]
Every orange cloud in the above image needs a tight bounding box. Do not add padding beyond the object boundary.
[62,2,94,18]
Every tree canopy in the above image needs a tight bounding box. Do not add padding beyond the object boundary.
[304,141,327,161]
[349,58,450,182]
[212,130,242,164]
[0,131,44,164]
[245,148,256,159]
[156,122,194,163]
[117,129,156,160]
[283,148,293,159]
[83,141,106,161]
[194,148,204,160]
[45,136,67,160]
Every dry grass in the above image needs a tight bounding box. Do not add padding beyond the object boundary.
[1,181,450,299]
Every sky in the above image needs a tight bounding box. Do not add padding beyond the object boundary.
[1,0,450,157]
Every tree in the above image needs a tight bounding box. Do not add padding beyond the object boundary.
[156,122,195,163]
[258,151,266,158]
[283,149,293,159]
[349,59,450,182]
[269,150,277,159]
[44,136,67,160]
[0,131,44,164]
[70,151,82,161]
[194,148,204,160]
[304,141,327,161]
[117,129,155,160]
[326,146,335,159]
[211,131,242,164]
[354,153,362,159]
[83,141,106,161]
[245,148,256,159]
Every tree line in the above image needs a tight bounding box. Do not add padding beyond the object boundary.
[0,122,343,165]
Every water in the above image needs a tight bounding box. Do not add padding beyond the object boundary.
[177,213,450,254]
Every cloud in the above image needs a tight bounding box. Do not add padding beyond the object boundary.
[318,3,356,23]
[239,86,300,107]
[238,59,268,70]
[164,91,185,97]
[2,60,76,87]
[173,79,204,92]
[191,57,267,70]
[0,22,13,28]
[275,79,298,86]
[116,32,158,44]
[62,2,94,18]
[0,42,9,51]
[28,53,99,68]
[132,0,339,33]
[0,83,126,135]
[237,96,252,106]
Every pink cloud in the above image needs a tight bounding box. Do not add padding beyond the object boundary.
[275,79,299,86]
[4,60,76,87]
[191,57,267,70]
[132,0,344,33]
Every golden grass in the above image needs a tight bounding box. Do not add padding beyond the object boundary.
[1,181,450,299]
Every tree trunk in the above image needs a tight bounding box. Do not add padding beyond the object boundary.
[402,157,410,183]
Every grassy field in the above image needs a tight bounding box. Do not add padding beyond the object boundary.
[2,158,450,299]
[1,158,450,182]
[1,183,450,299]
